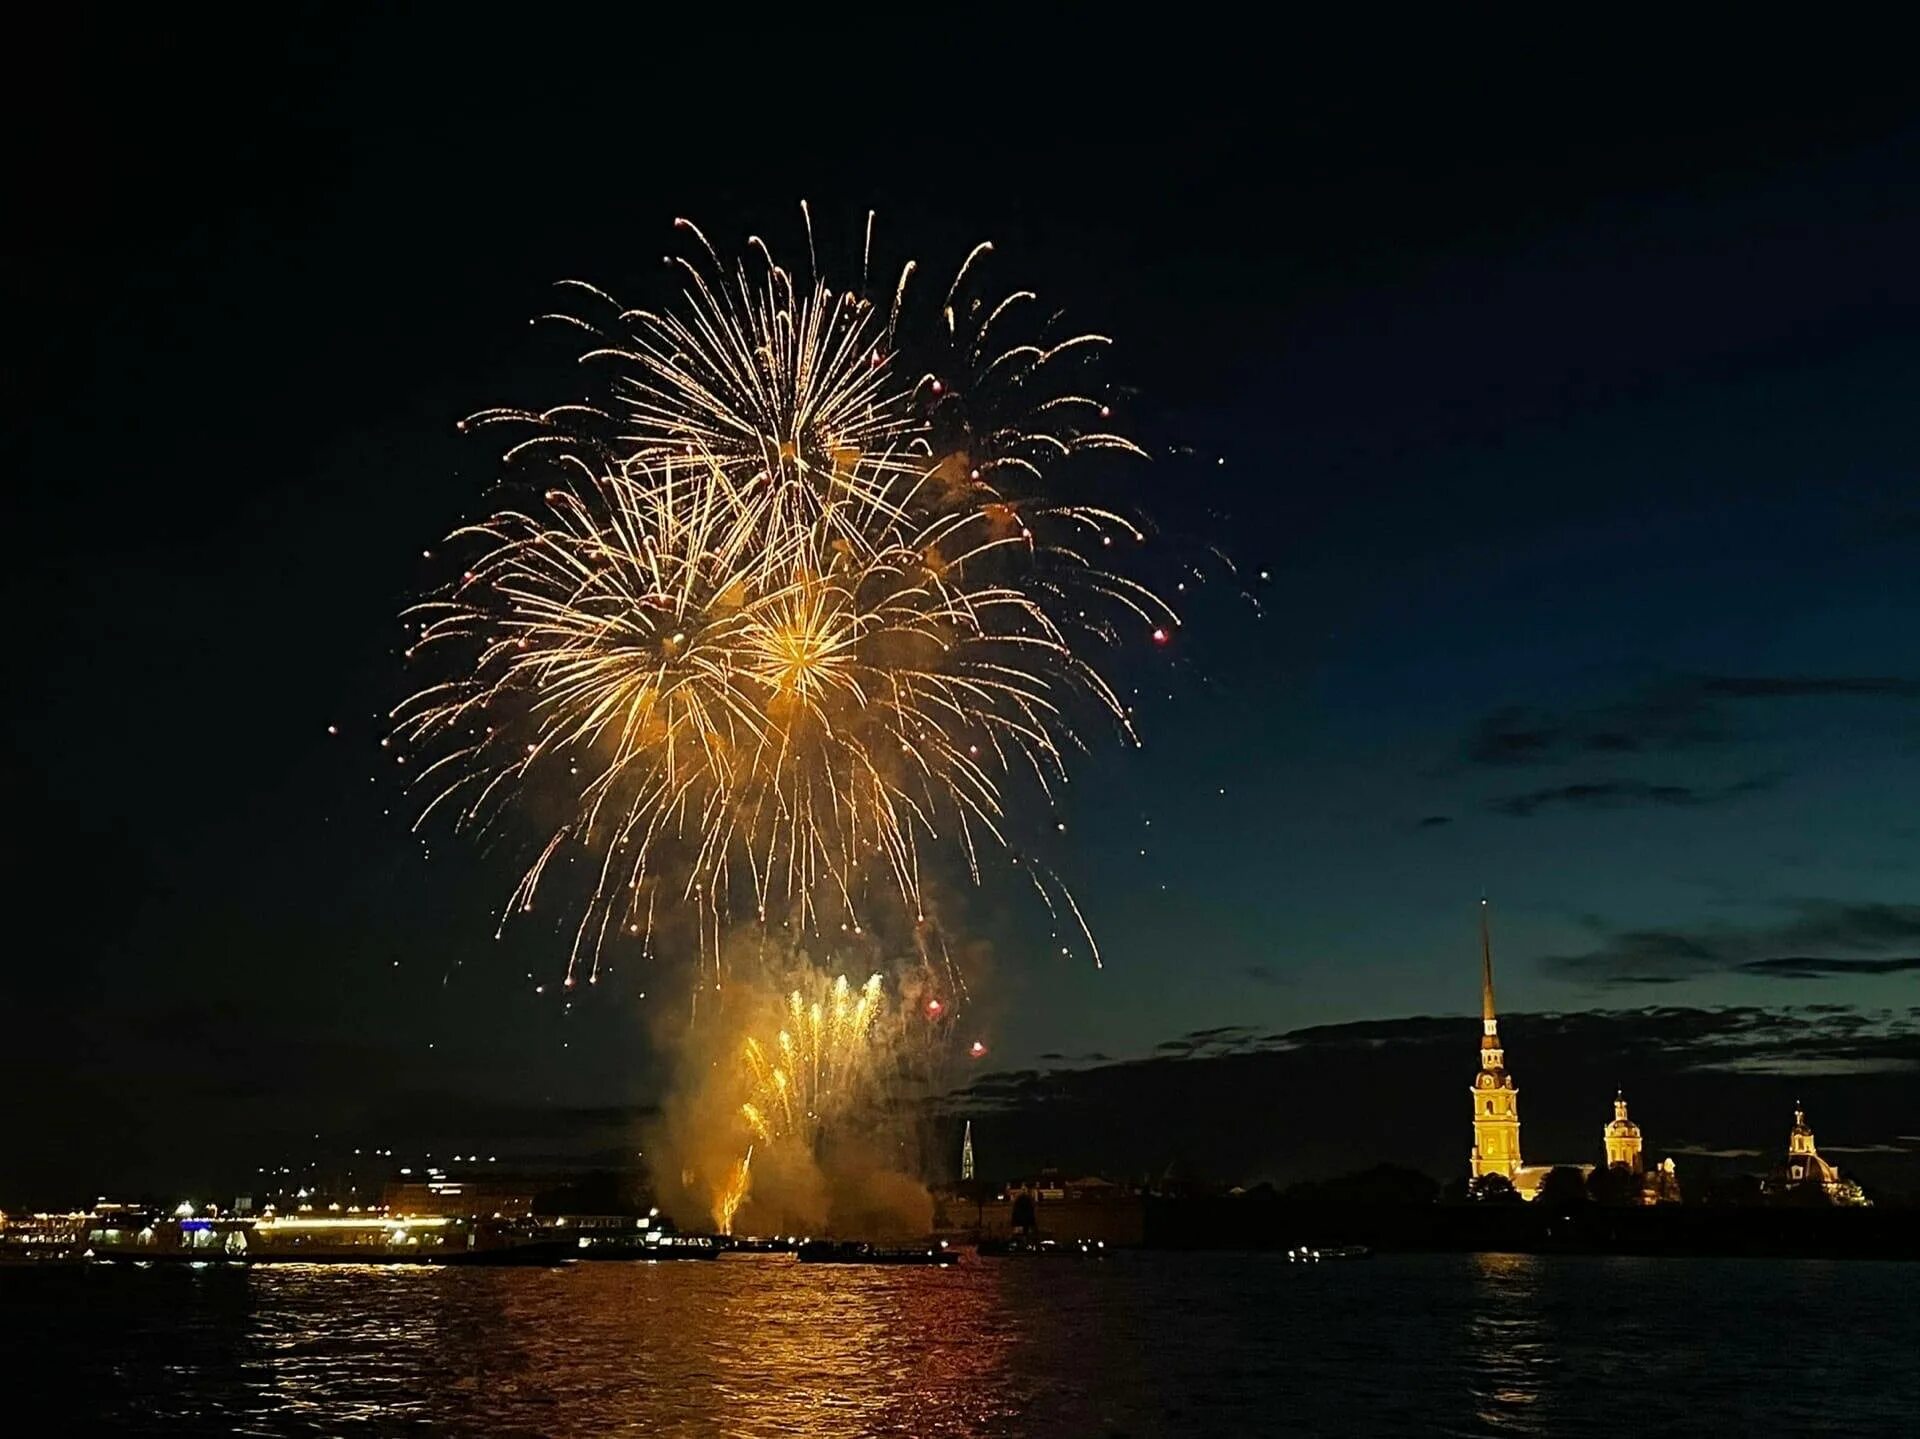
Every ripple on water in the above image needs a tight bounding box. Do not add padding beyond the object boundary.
[2,1252,1917,1436]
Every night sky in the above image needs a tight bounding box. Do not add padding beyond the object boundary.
[9,19,1918,1201]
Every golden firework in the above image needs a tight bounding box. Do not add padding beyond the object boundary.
[713,970,888,1232]
[394,213,1173,984]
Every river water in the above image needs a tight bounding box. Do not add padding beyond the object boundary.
[3,1251,1913,1435]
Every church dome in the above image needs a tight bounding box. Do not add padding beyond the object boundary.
[1604,1091,1640,1138]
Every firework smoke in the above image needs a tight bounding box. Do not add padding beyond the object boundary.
[651,934,945,1237]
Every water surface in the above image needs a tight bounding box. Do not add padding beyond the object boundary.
[5,1252,1913,1435]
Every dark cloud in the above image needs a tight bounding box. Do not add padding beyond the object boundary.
[1464,708,1562,765]
[1701,675,1920,699]
[1463,689,1724,767]
[946,1007,1920,1191]
[1546,901,1920,986]
[1462,674,1918,775]
[1242,964,1288,985]
[1489,775,1775,818]
[1146,1027,1264,1060]
[1416,815,1453,828]
[1736,955,1920,979]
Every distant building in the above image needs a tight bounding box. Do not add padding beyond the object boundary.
[384,1179,533,1219]
[1765,1105,1870,1206]
[1466,901,1629,1201]
[1603,1092,1642,1171]
[1468,900,1524,1184]
[961,1121,975,1183]
[933,1171,1145,1245]
[1600,1092,1680,1203]
[1645,1159,1681,1203]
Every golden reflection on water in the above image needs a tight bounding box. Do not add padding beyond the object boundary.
[538,1256,1016,1436]
[1465,1253,1553,1435]
[238,1259,1023,1438]
[243,1266,459,1430]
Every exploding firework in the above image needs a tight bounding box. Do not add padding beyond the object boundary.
[393,212,1173,986]
[739,972,887,1151]
[713,970,887,1231]
[655,942,956,1237]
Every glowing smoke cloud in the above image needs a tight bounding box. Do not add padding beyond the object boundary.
[654,947,943,1236]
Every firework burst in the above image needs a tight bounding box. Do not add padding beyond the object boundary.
[709,967,914,1234]
[394,211,1172,985]
[738,972,887,1152]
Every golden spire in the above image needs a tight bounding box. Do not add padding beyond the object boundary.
[1480,896,1497,1025]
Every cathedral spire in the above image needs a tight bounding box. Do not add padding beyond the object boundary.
[1480,896,1497,1025]
[1469,897,1522,1181]
[1479,898,1503,1060]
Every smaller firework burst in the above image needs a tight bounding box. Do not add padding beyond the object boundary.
[712,971,889,1231]
[739,972,886,1148]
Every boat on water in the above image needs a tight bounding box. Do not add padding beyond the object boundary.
[724,1236,801,1254]
[575,1233,719,1261]
[87,1214,574,1266]
[796,1240,958,1266]
[977,1237,1107,1258]
[247,1215,575,1265]
[1287,1244,1371,1262]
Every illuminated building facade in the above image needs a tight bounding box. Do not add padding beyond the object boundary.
[1766,1105,1870,1206]
[1467,905,1673,1202]
[1468,901,1523,1182]
[1603,1092,1643,1171]
[384,1178,534,1218]
[1600,1092,1681,1202]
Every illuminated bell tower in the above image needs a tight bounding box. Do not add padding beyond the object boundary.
[961,1120,975,1183]
[1787,1105,1819,1165]
[1469,899,1523,1180]
[1603,1091,1644,1173]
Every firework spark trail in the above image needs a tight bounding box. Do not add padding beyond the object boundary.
[715,970,888,1231]
[738,972,886,1148]
[395,212,1174,984]
[715,1145,753,1236]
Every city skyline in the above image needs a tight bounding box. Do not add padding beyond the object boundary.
[8,19,1920,1203]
